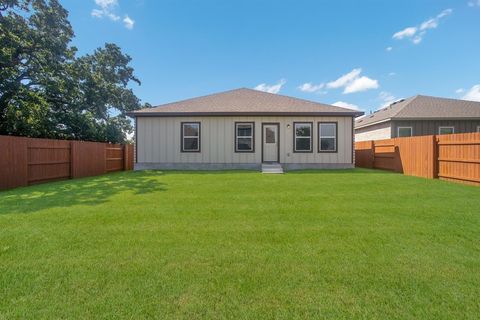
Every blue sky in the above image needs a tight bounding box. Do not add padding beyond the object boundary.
[61,0,480,113]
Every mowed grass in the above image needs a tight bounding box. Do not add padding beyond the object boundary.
[1,169,480,319]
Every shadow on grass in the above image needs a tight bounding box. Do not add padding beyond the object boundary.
[0,170,166,215]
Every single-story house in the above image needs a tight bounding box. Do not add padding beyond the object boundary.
[355,95,480,142]
[128,88,363,171]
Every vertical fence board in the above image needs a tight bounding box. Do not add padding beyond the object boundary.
[0,135,134,191]
[106,144,124,172]
[71,141,107,178]
[354,140,374,168]
[355,132,480,186]
[27,138,71,184]
[0,136,28,189]
[437,132,480,185]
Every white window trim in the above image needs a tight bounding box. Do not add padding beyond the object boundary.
[397,126,413,137]
[318,123,337,152]
[294,122,312,152]
[477,126,480,133]
[438,126,455,135]
[182,122,200,152]
[235,122,254,152]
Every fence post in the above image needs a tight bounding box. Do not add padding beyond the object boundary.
[123,144,128,171]
[370,140,375,168]
[70,141,74,179]
[432,135,438,179]
[394,139,402,173]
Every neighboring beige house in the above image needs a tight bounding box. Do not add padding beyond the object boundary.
[128,88,362,171]
[355,95,480,142]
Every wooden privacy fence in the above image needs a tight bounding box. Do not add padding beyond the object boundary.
[0,135,134,191]
[355,132,480,186]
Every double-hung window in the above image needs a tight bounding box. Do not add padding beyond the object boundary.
[438,126,454,135]
[235,122,254,152]
[181,122,200,152]
[294,122,312,152]
[318,122,337,152]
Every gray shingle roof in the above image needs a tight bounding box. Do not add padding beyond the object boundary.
[129,88,363,117]
[355,95,480,129]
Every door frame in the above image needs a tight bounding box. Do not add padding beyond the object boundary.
[261,122,280,163]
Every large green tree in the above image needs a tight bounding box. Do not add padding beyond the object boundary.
[0,0,148,143]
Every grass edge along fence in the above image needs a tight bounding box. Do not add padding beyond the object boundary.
[355,132,480,186]
[0,135,134,191]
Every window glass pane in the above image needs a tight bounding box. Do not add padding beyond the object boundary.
[265,128,275,143]
[184,138,198,150]
[295,124,311,137]
[237,138,252,150]
[439,127,454,135]
[295,138,311,151]
[398,127,412,137]
[320,138,335,151]
[237,124,252,137]
[320,123,336,136]
[183,124,199,136]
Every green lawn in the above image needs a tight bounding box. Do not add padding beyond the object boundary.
[1,169,479,319]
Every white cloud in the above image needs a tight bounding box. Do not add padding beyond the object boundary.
[91,0,119,20]
[254,79,286,94]
[123,15,134,29]
[325,68,379,94]
[91,0,133,28]
[344,76,379,94]
[378,91,397,108]
[91,9,103,18]
[412,34,423,44]
[462,84,480,102]
[298,82,325,93]
[438,8,453,18]
[455,88,465,94]
[388,72,396,76]
[392,9,452,45]
[468,0,480,7]
[326,68,362,89]
[393,27,417,40]
[96,0,117,7]
[420,18,438,31]
[386,46,393,52]
[332,101,361,111]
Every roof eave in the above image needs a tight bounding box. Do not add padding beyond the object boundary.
[355,116,480,129]
[127,111,364,117]
[392,116,480,121]
[354,118,391,129]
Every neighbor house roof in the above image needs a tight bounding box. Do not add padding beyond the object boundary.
[128,88,363,117]
[355,95,480,129]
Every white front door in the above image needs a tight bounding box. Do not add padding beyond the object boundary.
[263,124,279,162]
